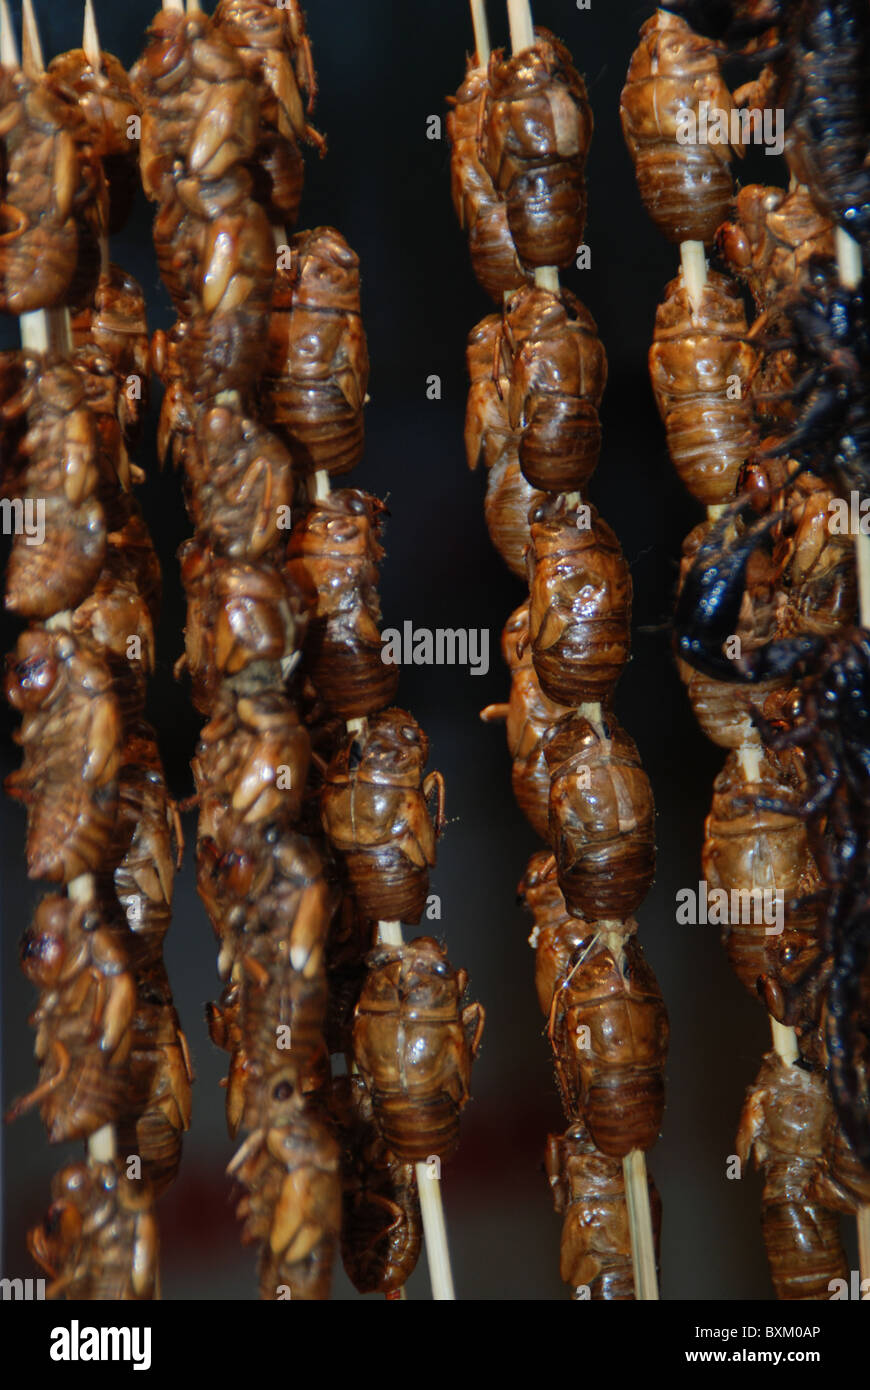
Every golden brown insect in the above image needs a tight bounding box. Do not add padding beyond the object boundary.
[320,710,444,924]
[286,490,397,719]
[546,711,656,924]
[465,310,516,473]
[546,1122,662,1300]
[620,10,737,246]
[717,183,836,313]
[517,850,595,1018]
[0,68,85,313]
[28,1158,158,1300]
[153,320,200,473]
[7,895,135,1143]
[527,497,632,707]
[505,285,607,493]
[330,1074,422,1296]
[547,923,669,1156]
[736,1051,853,1300]
[186,404,294,562]
[3,360,107,620]
[649,271,758,506]
[352,937,484,1163]
[5,629,121,884]
[480,601,569,841]
[447,59,528,301]
[72,265,151,446]
[118,970,193,1198]
[260,228,369,476]
[483,31,593,269]
[324,894,374,1057]
[702,747,827,1025]
[47,47,140,236]
[228,1062,341,1300]
[179,537,306,714]
[484,449,542,579]
[214,0,324,227]
[72,556,156,734]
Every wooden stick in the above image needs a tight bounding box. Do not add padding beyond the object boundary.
[469,0,490,70]
[623,1149,659,1300]
[0,0,17,71]
[83,0,101,70]
[835,223,870,1290]
[20,0,43,79]
[680,240,707,312]
[506,0,534,55]
[164,0,184,13]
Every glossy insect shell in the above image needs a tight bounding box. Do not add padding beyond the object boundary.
[505,286,607,493]
[549,929,669,1156]
[447,61,528,301]
[46,49,140,236]
[778,475,857,639]
[320,710,438,923]
[528,498,632,706]
[285,490,398,719]
[546,1122,662,1300]
[484,448,542,579]
[716,184,836,311]
[484,33,593,268]
[352,937,484,1163]
[331,1074,422,1295]
[186,406,293,562]
[465,311,516,474]
[620,10,736,245]
[649,271,758,505]
[546,713,656,922]
[737,1051,851,1299]
[518,850,596,1016]
[702,748,826,1021]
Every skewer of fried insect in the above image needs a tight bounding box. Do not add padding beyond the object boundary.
[307,463,455,1301]
[834,221,870,1288]
[504,0,659,1302]
[3,0,116,1169]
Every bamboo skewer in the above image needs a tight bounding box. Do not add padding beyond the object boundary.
[470,0,490,70]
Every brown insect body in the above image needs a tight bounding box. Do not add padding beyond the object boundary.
[547,1122,662,1300]
[320,710,442,924]
[506,285,607,493]
[737,1052,851,1300]
[331,1075,422,1296]
[187,404,293,562]
[5,630,121,884]
[72,265,151,445]
[118,970,193,1198]
[46,48,140,236]
[548,925,669,1156]
[28,1159,157,1300]
[228,1068,341,1301]
[484,32,592,269]
[447,61,528,301]
[528,497,632,706]
[717,183,836,314]
[324,894,374,1056]
[518,850,596,1017]
[10,896,135,1143]
[546,712,656,922]
[649,271,758,506]
[260,228,369,476]
[620,11,736,245]
[352,937,484,1163]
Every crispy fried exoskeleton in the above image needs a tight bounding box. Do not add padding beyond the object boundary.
[72,553,156,733]
[5,629,121,883]
[527,497,632,706]
[702,747,827,1027]
[736,1051,852,1300]
[620,10,737,245]
[3,360,107,620]
[214,0,324,228]
[320,710,444,924]
[547,923,669,1157]
[286,490,396,718]
[352,937,484,1163]
[447,58,528,301]
[546,711,656,923]
[331,1074,422,1296]
[186,403,293,561]
[28,1159,158,1300]
[547,1122,663,1300]
[118,966,193,1198]
[465,310,516,473]
[776,474,857,639]
[7,896,135,1143]
[649,271,758,506]
[483,31,592,269]
[261,228,369,476]
[518,850,594,1017]
[228,1065,341,1301]
[47,47,140,235]
[504,285,607,493]
[72,265,151,446]
[480,601,570,840]
[717,184,837,313]
[324,894,374,1056]
[484,448,542,579]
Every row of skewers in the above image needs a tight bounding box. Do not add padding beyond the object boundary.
[2,0,483,1300]
[450,0,668,1300]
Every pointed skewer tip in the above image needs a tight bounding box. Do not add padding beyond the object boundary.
[83,0,102,70]
[21,0,45,77]
[0,0,21,69]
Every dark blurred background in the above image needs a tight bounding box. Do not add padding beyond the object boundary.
[0,0,858,1301]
